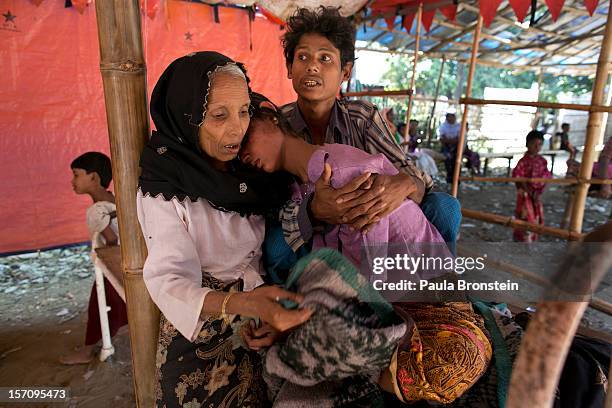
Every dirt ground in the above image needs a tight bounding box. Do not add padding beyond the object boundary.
[0,168,610,408]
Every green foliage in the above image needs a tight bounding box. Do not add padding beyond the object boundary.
[381,56,594,102]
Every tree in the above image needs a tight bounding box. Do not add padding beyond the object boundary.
[381,55,593,102]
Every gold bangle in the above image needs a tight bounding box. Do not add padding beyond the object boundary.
[220,293,234,324]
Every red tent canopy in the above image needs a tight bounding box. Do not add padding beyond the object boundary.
[0,0,295,254]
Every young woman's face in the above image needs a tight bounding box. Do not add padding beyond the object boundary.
[240,118,284,173]
[198,72,250,167]
[71,168,97,194]
[287,33,352,104]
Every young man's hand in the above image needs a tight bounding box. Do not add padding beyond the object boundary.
[310,163,374,225]
[341,173,415,233]
[310,166,416,232]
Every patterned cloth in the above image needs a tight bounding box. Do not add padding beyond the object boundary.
[300,145,446,268]
[263,248,406,407]
[511,154,551,242]
[390,303,492,404]
[155,275,268,408]
[263,249,491,407]
[451,302,524,408]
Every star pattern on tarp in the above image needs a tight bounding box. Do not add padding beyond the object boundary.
[184,31,193,41]
[3,10,16,24]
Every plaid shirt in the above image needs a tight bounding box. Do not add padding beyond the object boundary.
[279,98,434,251]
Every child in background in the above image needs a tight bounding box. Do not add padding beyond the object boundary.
[512,131,552,242]
[60,152,128,364]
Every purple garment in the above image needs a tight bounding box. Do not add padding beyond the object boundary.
[295,144,447,270]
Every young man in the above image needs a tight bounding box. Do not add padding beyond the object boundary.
[277,7,461,253]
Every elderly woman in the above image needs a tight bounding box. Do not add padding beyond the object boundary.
[136,52,312,407]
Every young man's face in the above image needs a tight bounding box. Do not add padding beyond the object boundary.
[287,33,352,104]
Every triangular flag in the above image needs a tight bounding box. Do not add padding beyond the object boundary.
[584,0,599,15]
[439,4,458,21]
[402,12,416,32]
[508,0,531,22]
[140,0,160,19]
[544,0,565,21]
[258,6,284,25]
[421,8,436,32]
[385,15,397,31]
[480,0,503,27]
[71,0,91,14]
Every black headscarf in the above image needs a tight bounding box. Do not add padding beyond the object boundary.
[139,51,291,216]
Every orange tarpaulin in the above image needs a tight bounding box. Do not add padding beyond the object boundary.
[0,0,295,254]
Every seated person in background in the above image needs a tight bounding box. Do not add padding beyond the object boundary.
[381,107,401,145]
[594,136,612,199]
[463,122,481,175]
[60,152,128,364]
[438,115,481,180]
[401,119,439,178]
[556,123,577,159]
[400,119,419,153]
[512,131,552,242]
[564,136,611,199]
[240,94,449,269]
[438,110,461,183]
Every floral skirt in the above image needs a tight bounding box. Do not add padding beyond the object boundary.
[155,276,268,408]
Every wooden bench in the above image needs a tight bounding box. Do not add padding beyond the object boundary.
[480,149,565,176]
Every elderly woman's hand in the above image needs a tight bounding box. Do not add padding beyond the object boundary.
[244,286,312,332]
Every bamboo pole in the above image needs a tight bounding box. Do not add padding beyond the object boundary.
[461,208,585,240]
[569,1,612,234]
[94,1,159,407]
[457,244,612,316]
[507,242,612,407]
[451,16,482,197]
[531,69,544,129]
[459,176,612,184]
[427,56,446,146]
[344,90,412,97]
[404,3,423,136]
[460,97,612,112]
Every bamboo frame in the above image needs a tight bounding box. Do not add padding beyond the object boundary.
[507,241,612,407]
[451,16,482,197]
[459,176,612,185]
[460,97,612,112]
[427,56,446,144]
[461,208,585,240]
[94,1,158,407]
[343,90,458,105]
[531,69,544,128]
[344,90,412,97]
[403,3,423,135]
[457,244,612,316]
[569,1,612,234]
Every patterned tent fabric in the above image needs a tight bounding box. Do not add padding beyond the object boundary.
[258,0,369,21]
[370,0,600,29]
